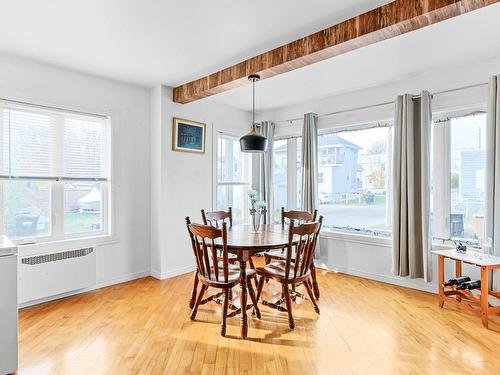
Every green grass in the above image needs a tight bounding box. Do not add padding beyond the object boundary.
[64,212,101,234]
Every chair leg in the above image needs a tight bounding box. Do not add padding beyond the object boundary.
[310,263,320,299]
[248,257,256,269]
[189,272,199,309]
[282,284,295,329]
[304,278,320,314]
[190,284,207,321]
[264,256,271,283]
[247,278,261,319]
[248,257,259,289]
[256,275,265,302]
[221,289,229,337]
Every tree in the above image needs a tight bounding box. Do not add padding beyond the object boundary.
[367,140,386,155]
[4,181,29,230]
[367,170,385,189]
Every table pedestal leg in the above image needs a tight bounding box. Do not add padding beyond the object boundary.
[438,255,444,308]
[481,266,489,328]
[239,258,248,339]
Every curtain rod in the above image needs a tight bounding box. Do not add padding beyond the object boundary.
[433,109,486,124]
[275,82,488,125]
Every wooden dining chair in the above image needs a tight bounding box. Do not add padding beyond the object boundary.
[202,207,258,281]
[201,208,238,264]
[256,216,323,329]
[188,208,236,308]
[185,217,260,336]
[201,207,233,227]
[264,208,321,299]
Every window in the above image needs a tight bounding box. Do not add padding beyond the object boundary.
[216,133,252,224]
[273,139,287,222]
[432,113,486,242]
[271,137,302,221]
[0,101,110,242]
[318,126,392,236]
[296,137,302,208]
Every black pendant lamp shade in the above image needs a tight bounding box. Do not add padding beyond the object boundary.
[240,74,268,153]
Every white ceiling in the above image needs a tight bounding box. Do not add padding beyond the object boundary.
[1,1,499,112]
[208,2,500,111]
[0,0,390,87]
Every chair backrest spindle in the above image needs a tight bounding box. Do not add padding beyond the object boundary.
[201,207,233,228]
[185,217,229,284]
[285,216,323,280]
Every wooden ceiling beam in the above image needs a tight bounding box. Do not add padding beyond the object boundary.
[173,0,499,104]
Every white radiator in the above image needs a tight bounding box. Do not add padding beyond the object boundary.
[18,247,96,304]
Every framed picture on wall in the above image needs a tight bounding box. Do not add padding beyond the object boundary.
[172,117,206,153]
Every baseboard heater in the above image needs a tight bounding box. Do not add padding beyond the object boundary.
[19,247,96,305]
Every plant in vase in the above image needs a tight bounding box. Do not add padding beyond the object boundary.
[248,190,267,232]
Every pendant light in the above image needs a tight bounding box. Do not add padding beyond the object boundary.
[240,74,268,153]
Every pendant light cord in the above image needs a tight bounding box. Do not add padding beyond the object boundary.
[252,77,255,129]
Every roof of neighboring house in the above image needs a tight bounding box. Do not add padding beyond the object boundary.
[274,134,361,152]
[318,135,361,149]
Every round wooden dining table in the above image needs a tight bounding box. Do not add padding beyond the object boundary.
[223,224,296,339]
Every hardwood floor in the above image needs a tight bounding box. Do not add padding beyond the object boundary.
[19,267,500,375]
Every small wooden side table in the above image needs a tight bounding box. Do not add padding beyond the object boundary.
[433,249,500,328]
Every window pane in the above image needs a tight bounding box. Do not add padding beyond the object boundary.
[273,140,287,223]
[3,180,51,239]
[216,134,252,223]
[64,182,103,234]
[450,114,486,240]
[216,184,248,223]
[318,127,391,235]
[217,135,250,183]
[64,117,107,179]
[296,137,302,208]
[2,109,52,177]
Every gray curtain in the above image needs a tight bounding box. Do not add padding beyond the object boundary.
[392,92,432,282]
[259,121,275,224]
[485,75,500,288]
[301,113,320,259]
[301,113,318,213]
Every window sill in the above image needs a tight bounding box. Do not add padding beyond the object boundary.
[320,230,462,252]
[15,234,119,256]
[320,229,392,247]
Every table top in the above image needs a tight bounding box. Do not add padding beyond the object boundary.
[432,249,500,266]
[224,224,294,250]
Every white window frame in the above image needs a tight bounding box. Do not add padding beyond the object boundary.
[213,130,252,224]
[318,123,393,237]
[276,120,393,239]
[0,102,112,245]
[273,135,301,211]
[431,107,487,248]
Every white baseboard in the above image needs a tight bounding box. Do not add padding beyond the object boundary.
[96,270,150,289]
[330,265,438,294]
[19,270,149,309]
[150,264,194,280]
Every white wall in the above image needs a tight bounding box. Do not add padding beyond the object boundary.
[261,56,500,294]
[0,53,151,303]
[150,87,251,279]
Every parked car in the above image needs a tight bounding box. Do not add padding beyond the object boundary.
[319,193,333,204]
